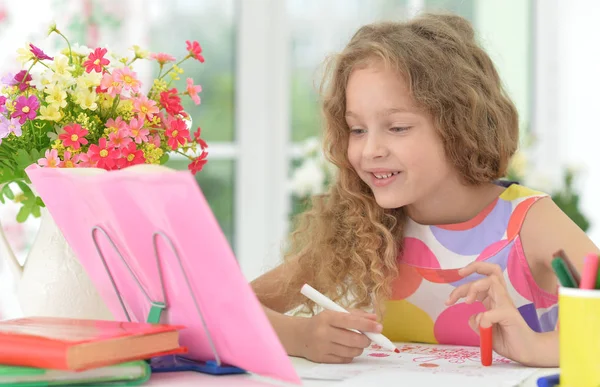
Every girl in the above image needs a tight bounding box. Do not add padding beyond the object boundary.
[251,13,599,367]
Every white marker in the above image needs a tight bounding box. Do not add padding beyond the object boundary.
[300,283,399,353]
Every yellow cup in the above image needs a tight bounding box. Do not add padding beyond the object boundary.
[559,287,600,387]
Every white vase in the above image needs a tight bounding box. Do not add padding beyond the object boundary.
[0,203,114,320]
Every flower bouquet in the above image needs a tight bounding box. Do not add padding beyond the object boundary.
[0,24,209,222]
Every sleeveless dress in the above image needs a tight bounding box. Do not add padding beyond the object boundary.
[381,184,558,346]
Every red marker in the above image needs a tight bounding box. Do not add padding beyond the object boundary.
[480,325,492,366]
[580,253,599,290]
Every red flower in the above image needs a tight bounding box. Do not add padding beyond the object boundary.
[185,40,205,63]
[83,48,110,73]
[188,150,208,175]
[58,123,89,150]
[117,142,145,169]
[14,70,32,91]
[29,44,53,61]
[88,138,119,170]
[193,127,208,150]
[159,88,184,116]
[165,118,190,150]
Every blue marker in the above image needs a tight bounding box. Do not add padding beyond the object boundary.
[537,373,559,387]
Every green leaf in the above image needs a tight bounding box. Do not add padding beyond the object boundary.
[0,166,15,183]
[15,181,33,196]
[16,205,31,223]
[2,184,14,200]
[36,196,46,208]
[30,149,41,162]
[159,153,170,165]
[15,149,33,171]
[31,204,41,218]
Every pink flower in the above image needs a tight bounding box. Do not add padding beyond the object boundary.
[100,73,123,98]
[29,44,53,61]
[14,70,33,91]
[132,95,159,122]
[58,123,89,150]
[38,149,60,168]
[113,67,141,93]
[83,47,110,73]
[105,117,128,134]
[150,52,176,65]
[127,117,149,144]
[108,129,132,148]
[12,95,39,124]
[117,142,145,169]
[0,116,22,137]
[186,41,205,63]
[74,153,95,168]
[88,138,119,170]
[165,118,190,150]
[186,78,202,105]
[60,151,77,168]
[148,134,161,147]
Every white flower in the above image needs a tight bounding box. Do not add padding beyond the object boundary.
[301,137,321,156]
[69,43,92,57]
[289,158,326,198]
[28,67,51,90]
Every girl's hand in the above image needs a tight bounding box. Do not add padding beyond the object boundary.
[445,261,541,366]
[298,309,381,364]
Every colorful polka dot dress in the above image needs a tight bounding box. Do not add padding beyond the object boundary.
[382,184,558,346]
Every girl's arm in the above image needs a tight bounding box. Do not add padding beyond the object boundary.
[251,258,383,363]
[520,196,600,366]
[251,257,313,357]
[521,196,600,291]
[250,256,307,313]
[446,196,600,367]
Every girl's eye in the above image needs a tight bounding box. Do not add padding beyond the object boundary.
[350,128,366,135]
[391,127,410,133]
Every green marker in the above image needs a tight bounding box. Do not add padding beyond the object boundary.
[552,257,577,288]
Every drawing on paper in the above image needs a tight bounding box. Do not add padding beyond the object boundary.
[393,343,513,365]
[299,342,538,383]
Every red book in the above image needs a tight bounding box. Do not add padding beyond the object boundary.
[0,317,187,370]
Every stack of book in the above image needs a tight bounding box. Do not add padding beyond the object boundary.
[0,316,186,386]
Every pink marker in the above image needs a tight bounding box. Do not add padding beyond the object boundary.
[580,253,599,290]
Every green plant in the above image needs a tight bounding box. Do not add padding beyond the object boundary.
[551,169,590,232]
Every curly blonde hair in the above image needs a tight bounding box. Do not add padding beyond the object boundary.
[283,13,519,317]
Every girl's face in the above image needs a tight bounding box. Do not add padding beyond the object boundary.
[345,63,458,209]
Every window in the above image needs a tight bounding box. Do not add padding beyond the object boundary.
[148,0,236,246]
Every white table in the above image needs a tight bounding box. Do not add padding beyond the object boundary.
[146,356,559,386]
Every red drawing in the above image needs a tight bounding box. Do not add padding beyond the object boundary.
[368,352,390,358]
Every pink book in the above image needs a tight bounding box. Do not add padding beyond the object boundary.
[25,164,300,384]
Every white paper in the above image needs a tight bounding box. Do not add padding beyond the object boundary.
[299,343,538,387]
